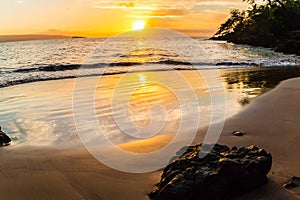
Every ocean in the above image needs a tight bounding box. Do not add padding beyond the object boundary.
[0,36,299,88]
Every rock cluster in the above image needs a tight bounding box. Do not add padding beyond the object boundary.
[0,126,11,146]
[149,144,272,200]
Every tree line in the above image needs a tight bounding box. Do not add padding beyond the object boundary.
[213,0,300,55]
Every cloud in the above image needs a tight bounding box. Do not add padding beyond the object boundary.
[91,0,192,10]
[126,8,188,19]
[192,1,246,11]
[152,8,188,17]
[91,0,245,14]
[91,0,247,30]
[92,1,156,10]
[39,29,88,36]
[118,2,135,7]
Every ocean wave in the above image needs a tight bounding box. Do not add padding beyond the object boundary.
[216,62,259,66]
[2,65,300,89]
[11,61,266,75]
[1,60,298,89]
[12,60,193,74]
[13,64,82,73]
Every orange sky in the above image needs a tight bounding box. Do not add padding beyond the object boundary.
[0,0,247,37]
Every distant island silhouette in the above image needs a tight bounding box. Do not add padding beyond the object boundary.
[0,34,71,43]
[71,36,86,39]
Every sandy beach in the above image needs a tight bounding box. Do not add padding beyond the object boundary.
[197,77,300,199]
[1,0,300,198]
[1,71,300,199]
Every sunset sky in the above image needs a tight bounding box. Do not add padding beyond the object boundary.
[0,0,247,37]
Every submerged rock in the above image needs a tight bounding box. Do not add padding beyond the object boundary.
[0,126,11,146]
[149,144,272,200]
[232,130,245,137]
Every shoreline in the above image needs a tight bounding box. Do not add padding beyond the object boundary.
[1,73,300,199]
[1,65,300,89]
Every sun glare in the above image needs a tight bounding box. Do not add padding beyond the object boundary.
[139,74,147,87]
[132,20,146,31]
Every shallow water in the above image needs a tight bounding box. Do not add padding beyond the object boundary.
[1,33,299,147]
[1,67,300,147]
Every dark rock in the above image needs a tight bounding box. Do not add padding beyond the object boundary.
[283,181,298,189]
[284,176,300,190]
[232,131,245,137]
[149,144,272,200]
[0,126,11,146]
[292,176,300,182]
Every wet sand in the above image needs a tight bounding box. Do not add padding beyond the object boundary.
[198,77,300,199]
[1,70,300,199]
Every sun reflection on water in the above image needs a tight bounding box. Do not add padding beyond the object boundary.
[139,74,147,87]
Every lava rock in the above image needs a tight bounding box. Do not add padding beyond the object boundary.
[149,144,272,200]
[283,176,300,189]
[292,176,300,182]
[232,131,245,137]
[283,181,298,189]
[0,126,11,146]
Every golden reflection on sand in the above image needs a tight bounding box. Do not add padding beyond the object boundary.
[95,71,208,152]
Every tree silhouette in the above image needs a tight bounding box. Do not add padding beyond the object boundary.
[213,0,300,55]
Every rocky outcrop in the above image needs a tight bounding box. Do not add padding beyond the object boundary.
[211,30,300,56]
[0,126,11,146]
[149,144,272,200]
[274,30,300,55]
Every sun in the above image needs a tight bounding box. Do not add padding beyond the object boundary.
[132,20,146,31]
